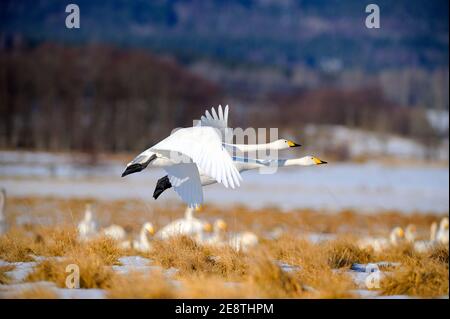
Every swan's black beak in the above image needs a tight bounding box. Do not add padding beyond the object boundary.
[288,141,302,147]
[318,160,327,165]
[121,154,157,177]
[122,163,145,177]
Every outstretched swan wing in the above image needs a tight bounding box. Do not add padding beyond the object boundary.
[200,104,229,130]
[151,126,242,188]
[164,163,203,208]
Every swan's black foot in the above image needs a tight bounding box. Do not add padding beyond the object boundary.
[153,175,172,199]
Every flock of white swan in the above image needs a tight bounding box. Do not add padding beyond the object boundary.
[357,219,449,253]
[77,204,259,252]
[75,202,448,254]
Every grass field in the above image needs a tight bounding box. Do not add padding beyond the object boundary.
[0,197,448,299]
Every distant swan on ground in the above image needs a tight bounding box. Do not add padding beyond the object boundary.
[414,222,439,253]
[405,224,417,243]
[227,231,259,252]
[436,217,449,245]
[156,206,212,241]
[203,219,228,246]
[102,224,127,241]
[0,188,7,235]
[77,204,98,241]
[131,222,155,252]
[122,105,302,207]
[358,227,405,252]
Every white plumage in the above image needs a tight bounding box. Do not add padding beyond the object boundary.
[156,206,212,241]
[131,222,155,252]
[102,224,127,241]
[77,204,98,241]
[227,231,259,252]
[357,227,405,252]
[122,105,308,207]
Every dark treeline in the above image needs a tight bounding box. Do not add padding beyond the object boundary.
[0,43,220,153]
[0,43,444,157]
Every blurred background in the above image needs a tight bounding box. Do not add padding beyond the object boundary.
[0,0,448,213]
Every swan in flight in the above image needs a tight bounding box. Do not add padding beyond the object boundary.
[357,227,405,252]
[156,206,212,241]
[0,188,6,235]
[77,204,98,241]
[122,105,301,207]
[153,155,327,200]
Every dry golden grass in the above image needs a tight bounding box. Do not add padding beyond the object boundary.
[107,271,175,298]
[325,238,373,268]
[381,255,449,297]
[1,196,448,299]
[0,226,78,262]
[0,265,14,284]
[149,236,248,280]
[245,255,304,298]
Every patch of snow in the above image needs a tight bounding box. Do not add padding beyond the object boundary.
[5,261,37,282]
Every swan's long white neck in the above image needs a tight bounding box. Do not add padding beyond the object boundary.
[224,142,277,152]
[280,157,315,167]
[140,226,150,246]
[185,207,194,219]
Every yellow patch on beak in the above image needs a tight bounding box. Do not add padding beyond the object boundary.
[313,157,327,165]
[397,228,405,238]
[195,205,202,212]
[146,225,155,235]
[287,140,300,147]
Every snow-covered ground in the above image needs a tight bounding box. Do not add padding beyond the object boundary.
[0,151,448,213]
[303,124,449,161]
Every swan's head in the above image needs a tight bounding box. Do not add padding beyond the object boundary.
[298,156,328,166]
[214,219,228,232]
[391,227,405,241]
[440,217,449,230]
[270,139,301,150]
[143,222,155,236]
[203,222,213,233]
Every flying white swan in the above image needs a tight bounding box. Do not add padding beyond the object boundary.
[153,155,327,200]
[156,206,212,241]
[357,227,405,252]
[131,222,155,252]
[198,105,301,152]
[77,204,98,241]
[0,188,6,235]
[122,105,301,207]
